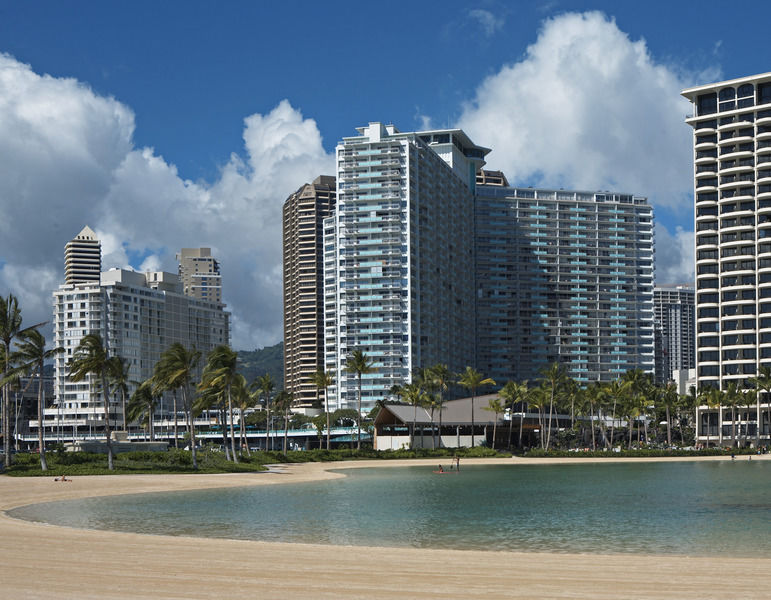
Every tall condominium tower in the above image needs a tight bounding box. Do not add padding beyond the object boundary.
[653,284,696,385]
[64,225,101,284]
[283,175,336,406]
[177,247,222,303]
[324,123,488,412]
[683,72,771,444]
[475,175,655,384]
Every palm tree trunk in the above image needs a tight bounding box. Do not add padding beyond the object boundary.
[546,384,555,450]
[283,407,289,455]
[357,374,362,451]
[226,386,238,463]
[519,402,526,448]
[37,363,47,471]
[666,404,672,447]
[101,373,114,470]
[590,401,596,451]
[182,385,197,469]
[122,389,128,432]
[430,407,436,449]
[610,400,617,449]
[172,389,179,448]
[439,405,444,449]
[731,406,737,448]
[149,405,155,441]
[491,414,498,450]
[325,390,331,451]
[220,406,230,461]
[412,402,417,449]
[267,404,272,451]
[471,391,476,447]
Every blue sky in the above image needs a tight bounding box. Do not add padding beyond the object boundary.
[1,1,770,349]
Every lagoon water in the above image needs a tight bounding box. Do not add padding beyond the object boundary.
[10,462,771,555]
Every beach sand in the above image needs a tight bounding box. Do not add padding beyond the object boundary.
[1,455,769,599]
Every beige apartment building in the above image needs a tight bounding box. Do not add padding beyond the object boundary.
[177,247,222,304]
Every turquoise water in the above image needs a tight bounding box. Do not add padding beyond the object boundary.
[9,462,771,555]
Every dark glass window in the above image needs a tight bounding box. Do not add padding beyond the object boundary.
[697,92,717,115]
[720,87,736,101]
[757,83,771,105]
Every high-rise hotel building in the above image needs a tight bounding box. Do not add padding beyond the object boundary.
[47,229,230,437]
[683,72,771,442]
[323,123,487,412]
[475,176,655,384]
[283,175,336,406]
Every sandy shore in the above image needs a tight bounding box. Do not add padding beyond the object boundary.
[1,455,769,599]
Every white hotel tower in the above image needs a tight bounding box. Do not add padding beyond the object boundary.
[683,72,771,444]
[323,123,488,412]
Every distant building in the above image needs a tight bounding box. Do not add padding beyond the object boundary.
[64,225,101,284]
[324,123,488,412]
[474,176,655,384]
[44,229,230,439]
[653,284,695,385]
[177,247,222,304]
[683,71,771,445]
[282,175,336,406]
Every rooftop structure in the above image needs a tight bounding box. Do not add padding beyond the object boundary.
[64,225,101,284]
[177,247,222,304]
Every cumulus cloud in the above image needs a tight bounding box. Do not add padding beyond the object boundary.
[456,10,710,284]
[0,53,333,349]
[458,11,700,206]
[468,9,504,37]
[654,223,694,286]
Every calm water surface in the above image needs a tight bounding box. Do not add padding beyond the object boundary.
[10,462,771,555]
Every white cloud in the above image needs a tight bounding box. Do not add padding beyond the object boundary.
[468,9,504,37]
[0,53,333,350]
[655,223,694,285]
[457,11,706,209]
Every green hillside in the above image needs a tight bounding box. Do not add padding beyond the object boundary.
[238,342,283,388]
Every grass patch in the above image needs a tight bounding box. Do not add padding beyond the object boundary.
[3,448,268,477]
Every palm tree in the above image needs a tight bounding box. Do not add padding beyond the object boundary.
[232,373,252,456]
[14,330,63,470]
[402,381,428,448]
[428,364,452,449]
[622,369,649,447]
[538,363,565,451]
[69,333,115,470]
[497,381,518,449]
[699,385,722,449]
[723,381,744,449]
[155,343,201,469]
[1,294,45,467]
[344,349,374,450]
[658,382,679,447]
[749,365,771,446]
[483,396,505,449]
[273,390,293,455]
[108,356,132,431]
[253,373,275,450]
[127,380,157,440]
[151,368,177,447]
[312,368,334,450]
[200,345,239,462]
[458,366,496,448]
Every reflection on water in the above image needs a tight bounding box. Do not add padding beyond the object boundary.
[10,462,771,555]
